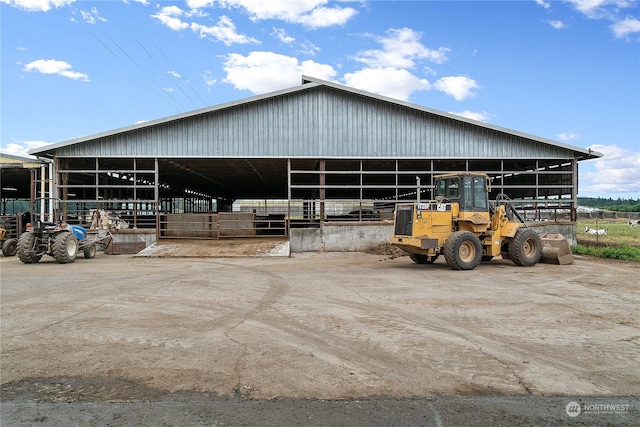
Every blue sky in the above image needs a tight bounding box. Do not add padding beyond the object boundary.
[1,0,639,198]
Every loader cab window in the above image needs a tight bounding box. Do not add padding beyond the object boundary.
[473,176,488,210]
[435,177,460,200]
[436,175,488,211]
[461,175,488,211]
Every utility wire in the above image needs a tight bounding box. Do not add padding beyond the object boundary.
[127,29,202,109]
[68,5,186,113]
[144,31,209,107]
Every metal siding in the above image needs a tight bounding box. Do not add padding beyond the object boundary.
[53,86,575,159]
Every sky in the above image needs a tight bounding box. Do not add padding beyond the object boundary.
[1,0,639,199]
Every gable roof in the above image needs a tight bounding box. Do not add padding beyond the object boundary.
[30,76,602,161]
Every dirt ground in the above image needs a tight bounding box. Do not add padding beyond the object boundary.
[1,247,639,425]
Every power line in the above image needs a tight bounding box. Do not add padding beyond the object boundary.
[68,5,188,113]
[143,31,209,108]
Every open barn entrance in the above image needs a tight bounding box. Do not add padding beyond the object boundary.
[157,158,289,239]
[52,156,578,252]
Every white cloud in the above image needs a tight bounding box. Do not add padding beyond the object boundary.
[186,0,215,8]
[1,140,51,158]
[581,144,640,194]
[450,110,495,122]
[151,6,189,31]
[538,0,639,40]
[295,5,358,29]
[152,6,257,45]
[77,7,107,24]
[223,51,337,94]
[201,71,217,87]
[354,28,449,69]
[300,60,337,81]
[297,40,320,57]
[191,16,259,45]
[547,20,567,29]
[222,0,325,21]
[612,16,640,38]
[536,0,551,9]
[273,27,295,44]
[23,59,89,81]
[220,0,358,28]
[343,68,430,101]
[565,0,621,19]
[1,0,74,12]
[343,28,470,102]
[558,132,580,141]
[433,76,478,101]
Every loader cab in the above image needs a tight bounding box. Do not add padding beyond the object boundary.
[434,173,489,212]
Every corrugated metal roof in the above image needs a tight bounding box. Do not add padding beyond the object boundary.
[30,76,602,161]
[0,153,46,168]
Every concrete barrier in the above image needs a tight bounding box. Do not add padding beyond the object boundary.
[291,221,577,252]
[291,222,393,252]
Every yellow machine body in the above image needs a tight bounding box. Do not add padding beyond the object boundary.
[391,202,523,256]
[390,172,571,269]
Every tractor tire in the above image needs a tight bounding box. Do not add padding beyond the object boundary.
[443,231,483,270]
[410,253,438,264]
[509,228,543,267]
[2,238,18,256]
[52,232,78,264]
[84,244,96,259]
[17,232,41,264]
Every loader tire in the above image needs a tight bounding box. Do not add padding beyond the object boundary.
[84,244,96,259]
[443,231,482,270]
[410,253,438,264]
[2,238,18,256]
[52,232,78,264]
[17,232,41,264]
[509,228,542,267]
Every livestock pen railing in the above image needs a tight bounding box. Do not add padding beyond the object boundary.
[158,212,287,239]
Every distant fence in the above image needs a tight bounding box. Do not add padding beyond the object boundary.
[577,211,640,221]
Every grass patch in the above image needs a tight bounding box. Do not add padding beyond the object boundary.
[574,220,640,261]
[577,220,640,248]
[572,244,640,262]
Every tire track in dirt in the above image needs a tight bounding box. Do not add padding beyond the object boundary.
[181,261,291,396]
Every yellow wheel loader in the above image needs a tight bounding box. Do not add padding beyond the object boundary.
[390,172,572,270]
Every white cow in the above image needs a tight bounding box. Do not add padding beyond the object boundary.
[627,220,640,227]
[584,226,607,235]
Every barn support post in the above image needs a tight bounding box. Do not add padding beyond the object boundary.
[154,157,160,241]
[133,158,138,229]
[287,158,291,236]
[572,158,578,221]
[60,157,68,222]
[319,159,325,223]
[30,168,35,222]
[48,162,54,222]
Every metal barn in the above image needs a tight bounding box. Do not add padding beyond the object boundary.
[27,76,601,249]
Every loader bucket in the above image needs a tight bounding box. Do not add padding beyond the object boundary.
[538,232,574,265]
